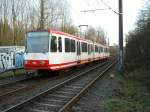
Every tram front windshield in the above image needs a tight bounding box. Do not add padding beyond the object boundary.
[26,32,49,53]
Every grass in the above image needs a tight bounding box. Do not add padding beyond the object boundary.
[0,69,25,78]
[99,77,150,112]
[101,99,143,112]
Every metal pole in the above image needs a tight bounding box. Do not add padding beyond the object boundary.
[118,0,123,72]
[40,0,45,29]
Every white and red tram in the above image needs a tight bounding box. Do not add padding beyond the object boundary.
[24,29,109,73]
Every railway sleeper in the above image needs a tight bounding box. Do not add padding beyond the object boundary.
[31,102,62,111]
[39,98,67,105]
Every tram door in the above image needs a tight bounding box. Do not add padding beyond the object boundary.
[77,41,81,62]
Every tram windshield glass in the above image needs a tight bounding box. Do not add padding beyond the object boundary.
[26,32,49,53]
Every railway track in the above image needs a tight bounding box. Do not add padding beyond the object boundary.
[0,61,107,111]
[2,60,116,112]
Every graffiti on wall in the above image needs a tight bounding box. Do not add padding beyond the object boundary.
[0,46,25,70]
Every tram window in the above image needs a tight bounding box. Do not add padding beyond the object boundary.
[99,47,101,53]
[65,38,71,52]
[100,47,102,52]
[58,37,62,52]
[82,43,84,52]
[81,42,87,52]
[71,39,75,52]
[88,44,90,54]
[99,47,101,52]
[81,43,84,52]
[51,36,57,52]
[91,45,93,52]
[101,47,103,52]
[102,47,104,52]
[106,48,108,52]
[85,43,87,52]
[95,45,98,52]
[78,42,81,55]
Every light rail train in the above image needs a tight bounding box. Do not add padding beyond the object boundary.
[24,29,110,74]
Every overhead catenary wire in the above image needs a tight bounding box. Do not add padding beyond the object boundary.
[81,8,109,13]
[81,0,120,15]
[99,0,119,14]
[81,0,109,13]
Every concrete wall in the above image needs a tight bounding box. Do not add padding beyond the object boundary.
[0,46,25,70]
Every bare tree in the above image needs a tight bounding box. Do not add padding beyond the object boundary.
[0,0,74,45]
[10,0,28,45]
[96,27,107,44]
[40,0,45,29]
[86,26,96,41]
[0,0,10,45]
[85,26,107,44]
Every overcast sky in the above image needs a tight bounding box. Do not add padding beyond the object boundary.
[67,0,145,45]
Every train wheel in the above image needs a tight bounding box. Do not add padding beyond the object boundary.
[52,71,60,76]
[36,70,56,77]
[25,70,36,77]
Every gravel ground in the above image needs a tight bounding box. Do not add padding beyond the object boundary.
[0,74,27,86]
[71,65,123,112]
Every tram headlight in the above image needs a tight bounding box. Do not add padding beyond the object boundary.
[40,61,45,65]
[25,60,28,64]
